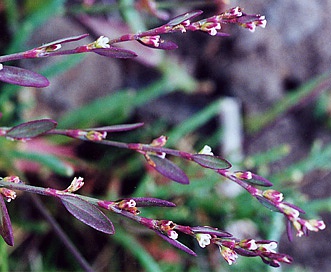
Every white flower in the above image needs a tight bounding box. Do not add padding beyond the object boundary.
[196,233,211,248]
[168,230,178,240]
[0,63,3,70]
[95,36,110,48]
[199,145,214,155]
[127,199,136,208]
[65,177,84,193]
[260,241,277,253]
[219,246,238,265]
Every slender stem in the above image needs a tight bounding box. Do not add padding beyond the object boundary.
[29,194,94,272]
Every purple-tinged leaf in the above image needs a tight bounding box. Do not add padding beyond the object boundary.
[154,230,196,256]
[0,65,49,87]
[192,154,231,170]
[157,40,178,50]
[60,195,114,234]
[282,201,306,214]
[0,195,14,246]
[256,196,280,213]
[148,155,190,184]
[132,197,176,207]
[167,10,203,26]
[234,172,273,187]
[6,119,57,140]
[191,226,232,237]
[85,123,144,132]
[234,247,259,257]
[92,47,137,58]
[138,39,178,50]
[39,34,89,49]
[286,220,293,242]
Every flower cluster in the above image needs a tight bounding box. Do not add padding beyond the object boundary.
[218,169,326,240]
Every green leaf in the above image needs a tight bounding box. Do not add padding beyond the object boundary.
[60,195,114,234]
[192,154,231,170]
[6,119,57,139]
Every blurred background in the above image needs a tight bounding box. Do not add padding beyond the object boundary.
[0,0,330,271]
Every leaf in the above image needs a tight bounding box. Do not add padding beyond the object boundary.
[191,226,231,237]
[167,10,203,26]
[0,65,49,87]
[39,34,89,48]
[6,119,57,139]
[243,174,273,187]
[154,230,196,256]
[256,196,280,213]
[148,155,189,184]
[92,47,137,58]
[0,196,14,246]
[192,154,231,170]
[60,195,114,234]
[85,123,144,133]
[132,197,176,207]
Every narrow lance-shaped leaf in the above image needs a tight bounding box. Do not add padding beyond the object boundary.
[39,34,89,49]
[60,195,114,234]
[192,154,231,170]
[191,226,232,237]
[255,196,280,213]
[234,172,273,187]
[167,10,203,26]
[6,119,57,140]
[85,123,144,133]
[0,195,14,246]
[132,197,176,207]
[92,47,137,58]
[147,155,190,184]
[154,230,196,256]
[0,65,49,87]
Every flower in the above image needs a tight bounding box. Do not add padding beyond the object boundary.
[292,218,326,237]
[64,177,84,193]
[256,241,278,253]
[168,229,179,240]
[0,188,16,202]
[196,233,212,248]
[158,220,178,239]
[138,35,161,48]
[200,21,221,36]
[86,131,107,141]
[239,239,258,250]
[234,171,252,180]
[263,189,284,203]
[0,63,3,70]
[219,246,238,265]
[3,176,20,183]
[198,145,214,155]
[94,36,110,48]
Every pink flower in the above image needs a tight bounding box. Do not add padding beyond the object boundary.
[219,246,238,265]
